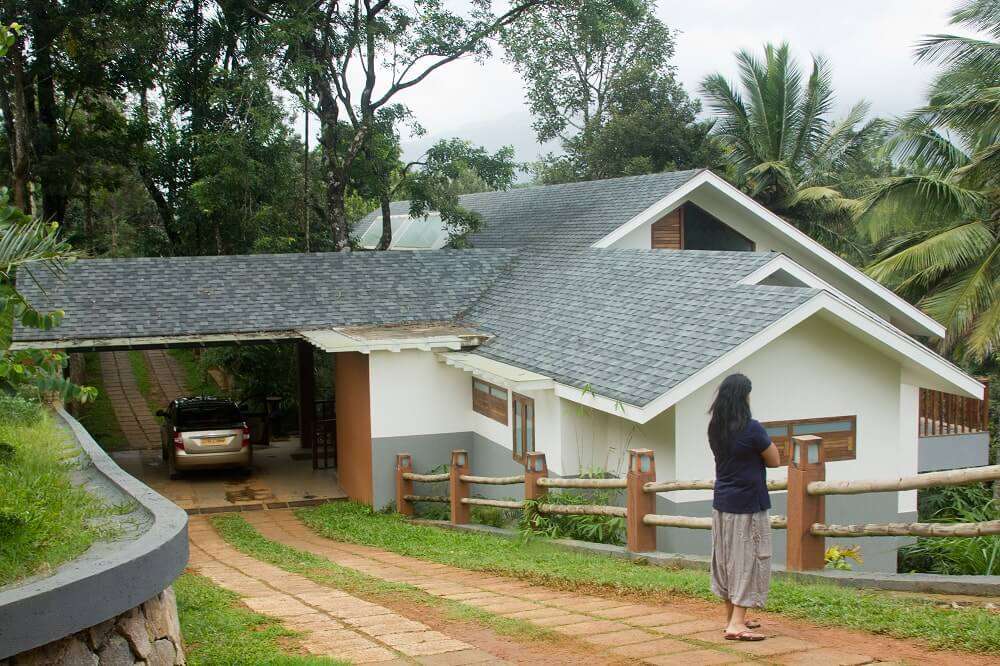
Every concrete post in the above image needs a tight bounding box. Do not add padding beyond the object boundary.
[395,453,414,516]
[626,449,657,553]
[786,435,826,571]
[524,452,548,502]
[450,450,471,525]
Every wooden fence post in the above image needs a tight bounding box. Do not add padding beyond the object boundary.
[396,453,413,516]
[450,450,471,525]
[626,449,657,552]
[524,452,548,502]
[786,435,826,571]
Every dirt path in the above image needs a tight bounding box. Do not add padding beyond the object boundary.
[188,515,613,664]
[144,349,188,403]
[99,351,160,450]
[226,509,948,666]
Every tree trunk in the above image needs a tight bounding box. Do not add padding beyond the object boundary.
[376,192,391,250]
[6,31,32,213]
[312,74,350,250]
[29,0,68,222]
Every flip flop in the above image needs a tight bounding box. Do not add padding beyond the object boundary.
[725,630,766,642]
[721,620,760,634]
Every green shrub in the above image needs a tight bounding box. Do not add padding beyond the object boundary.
[520,487,625,545]
[0,403,114,584]
[899,483,1000,575]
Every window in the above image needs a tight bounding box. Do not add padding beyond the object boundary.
[762,415,857,464]
[472,379,508,424]
[512,393,535,463]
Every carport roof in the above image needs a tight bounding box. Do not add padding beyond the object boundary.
[12,249,519,345]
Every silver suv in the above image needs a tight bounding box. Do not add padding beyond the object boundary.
[158,397,252,479]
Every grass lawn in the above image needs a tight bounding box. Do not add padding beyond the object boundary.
[210,514,552,642]
[297,501,1000,655]
[127,350,162,417]
[0,397,116,585]
[75,352,128,451]
[174,573,344,665]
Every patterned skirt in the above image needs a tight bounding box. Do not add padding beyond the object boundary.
[710,509,772,608]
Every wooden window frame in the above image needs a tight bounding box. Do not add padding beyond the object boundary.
[472,378,508,425]
[761,415,857,465]
[511,392,535,464]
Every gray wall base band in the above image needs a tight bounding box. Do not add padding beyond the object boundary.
[0,407,189,659]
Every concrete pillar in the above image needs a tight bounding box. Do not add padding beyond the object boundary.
[786,435,826,571]
[395,453,414,516]
[296,340,316,452]
[626,448,657,553]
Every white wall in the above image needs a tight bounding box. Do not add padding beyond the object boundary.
[557,401,675,479]
[368,350,472,438]
[672,315,905,504]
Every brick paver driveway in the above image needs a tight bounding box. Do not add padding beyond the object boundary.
[190,510,884,665]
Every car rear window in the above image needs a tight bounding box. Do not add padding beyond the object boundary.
[177,402,243,429]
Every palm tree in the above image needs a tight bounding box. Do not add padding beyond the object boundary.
[861,0,999,362]
[700,42,885,258]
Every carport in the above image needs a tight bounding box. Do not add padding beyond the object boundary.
[12,251,515,511]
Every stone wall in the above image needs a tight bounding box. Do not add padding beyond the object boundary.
[2,588,184,666]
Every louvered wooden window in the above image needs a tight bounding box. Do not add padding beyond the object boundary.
[472,379,508,424]
[512,393,535,463]
[762,416,857,464]
[651,208,683,249]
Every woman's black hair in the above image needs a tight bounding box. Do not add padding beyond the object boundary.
[707,373,753,461]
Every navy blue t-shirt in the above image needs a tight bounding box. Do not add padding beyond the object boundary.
[712,419,772,514]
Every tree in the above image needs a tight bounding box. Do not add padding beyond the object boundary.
[505,0,714,183]
[861,0,999,362]
[0,23,92,402]
[700,42,885,257]
[250,0,544,251]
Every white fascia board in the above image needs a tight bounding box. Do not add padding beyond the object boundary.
[553,382,646,422]
[438,352,554,391]
[554,291,982,426]
[591,171,946,339]
[9,331,297,351]
[299,329,462,354]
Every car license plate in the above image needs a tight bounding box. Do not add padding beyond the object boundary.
[200,437,228,447]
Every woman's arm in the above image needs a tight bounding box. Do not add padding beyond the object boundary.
[760,443,781,468]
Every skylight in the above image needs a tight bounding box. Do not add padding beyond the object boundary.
[357,213,449,250]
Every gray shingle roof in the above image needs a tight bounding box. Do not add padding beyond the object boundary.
[357,169,702,249]
[461,249,817,406]
[14,250,519,342]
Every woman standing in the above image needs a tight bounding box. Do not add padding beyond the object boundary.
[707,373,781,642]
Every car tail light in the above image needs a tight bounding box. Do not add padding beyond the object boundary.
[241,423,250,447]
[173,429,184,451]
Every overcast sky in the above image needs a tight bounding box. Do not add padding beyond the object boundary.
[296,1,963,171]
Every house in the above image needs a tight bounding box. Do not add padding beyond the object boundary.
[14,169,986,571]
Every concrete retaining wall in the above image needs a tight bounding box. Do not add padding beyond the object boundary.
[0,407,188,661]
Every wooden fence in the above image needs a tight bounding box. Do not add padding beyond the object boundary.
[395,436,1000,571]
[919,379,990,436]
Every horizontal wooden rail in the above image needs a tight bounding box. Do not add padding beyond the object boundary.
[536,503,627,517]
[460,498,524,509]
[644,479,788,493]
[403,494,450,503]
[811,519,1000,538]
[536,477,627,489]
[401,472,450,482]
[807,464,1000,496]
[643,514,787,529]
[459,474,525,485]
